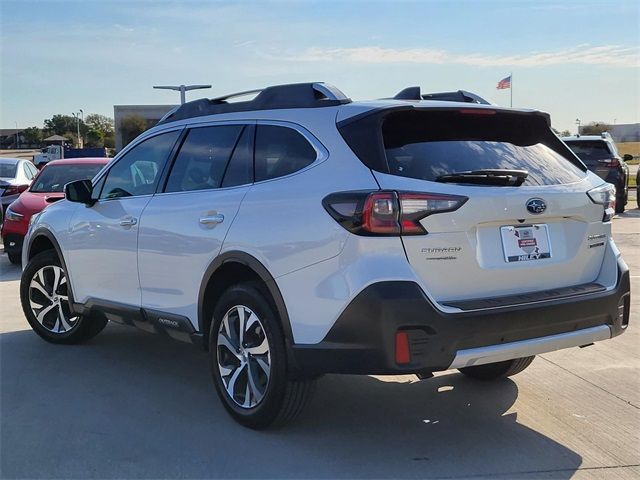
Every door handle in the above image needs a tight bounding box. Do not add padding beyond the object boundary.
[119,217,138,227]
[199,214,224,225]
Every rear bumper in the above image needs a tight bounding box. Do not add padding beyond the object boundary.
[290,257,630,377]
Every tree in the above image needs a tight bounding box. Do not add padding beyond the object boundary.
[580,122,610,136]
[120,114,148,146]
[85,114,114,135]
[44,114,79,136]
[22,127,43,146]
[85,128,105,148]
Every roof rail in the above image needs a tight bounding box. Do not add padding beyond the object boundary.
[392,86,491,105]
[158,82,351,124]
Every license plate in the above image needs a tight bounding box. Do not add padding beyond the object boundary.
[500,224,551,263]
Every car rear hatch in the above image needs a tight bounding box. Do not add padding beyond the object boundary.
[339,107,611,305]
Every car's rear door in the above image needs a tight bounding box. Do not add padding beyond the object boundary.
[344,108,610,304]
[137,123,254,329]
[65,129,181,306]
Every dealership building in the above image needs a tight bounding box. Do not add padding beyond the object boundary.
[113,104,176,151]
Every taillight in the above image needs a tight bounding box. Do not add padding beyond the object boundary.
[598,158,620,167]
[323,190,467,236]
[2,184,28,197]
[587,183,616,222]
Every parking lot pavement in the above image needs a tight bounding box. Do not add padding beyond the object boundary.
[1,214,638,480]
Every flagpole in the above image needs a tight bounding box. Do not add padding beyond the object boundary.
[510,72,513,107]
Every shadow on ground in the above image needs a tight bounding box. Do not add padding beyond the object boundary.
[0,324,582,479]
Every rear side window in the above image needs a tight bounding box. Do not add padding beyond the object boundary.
[254,125,317,182]
[564,140,612,161]
[166,125,243,193]
[340,110,586,186]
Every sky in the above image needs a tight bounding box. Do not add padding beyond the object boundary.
[1,0,639,133]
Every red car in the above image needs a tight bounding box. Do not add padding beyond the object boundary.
[2,157,109,264]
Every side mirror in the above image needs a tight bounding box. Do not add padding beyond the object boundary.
[623,154,634,162]
[64,179,95,206]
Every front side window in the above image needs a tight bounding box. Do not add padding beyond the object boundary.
[254,125,317,182]
[165,125,243,193]
[100,130,180,199]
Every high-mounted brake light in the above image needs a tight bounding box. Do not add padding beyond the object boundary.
[323,190,468,236]
[587,183,616,222]
[458,109,496,115]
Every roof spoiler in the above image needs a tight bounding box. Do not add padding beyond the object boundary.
[392,86,491,105]
[158,82,351,124]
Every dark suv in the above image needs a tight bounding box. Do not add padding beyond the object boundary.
[563,133,631,213]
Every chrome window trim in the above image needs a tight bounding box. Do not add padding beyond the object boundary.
[92,125,185,186]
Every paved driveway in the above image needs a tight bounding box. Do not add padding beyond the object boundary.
[1,211,639,479]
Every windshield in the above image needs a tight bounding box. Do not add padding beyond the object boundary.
[564,140,612,161]
[0,162,18,178]
[381,110,585,186]
[30,164,104,193]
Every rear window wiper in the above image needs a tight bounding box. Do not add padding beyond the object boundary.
[435,169,528,186]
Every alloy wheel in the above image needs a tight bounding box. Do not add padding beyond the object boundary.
[28,265,79,334]
[217,305,271,408]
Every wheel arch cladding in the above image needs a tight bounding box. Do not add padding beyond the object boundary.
[26,231,76,305]
[198,251,294,350]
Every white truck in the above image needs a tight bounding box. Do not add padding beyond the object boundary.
[33,145,107,168]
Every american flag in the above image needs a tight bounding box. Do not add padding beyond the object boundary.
[497,75,511,90]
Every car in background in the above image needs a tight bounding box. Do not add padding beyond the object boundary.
[1,158,38,216]
[563,133,632,213]
[1,158,109,264]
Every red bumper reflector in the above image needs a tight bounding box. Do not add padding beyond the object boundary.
[395,331,411,364]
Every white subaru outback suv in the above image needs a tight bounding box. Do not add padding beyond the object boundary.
[20,83,630,428]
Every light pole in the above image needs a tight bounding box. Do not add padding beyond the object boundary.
[153,84,212,104]
[72,112,81,148]
[79,109,84,148]
[15,121,19,149]
[575,118,581,136]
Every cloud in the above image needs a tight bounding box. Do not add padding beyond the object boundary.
[286,44,638,68]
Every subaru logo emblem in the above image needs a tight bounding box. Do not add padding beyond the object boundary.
[526,198,546,214]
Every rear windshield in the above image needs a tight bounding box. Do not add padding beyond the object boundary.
[381,110,585,186]
[564,140,612,161]
[30,164,104,193]
[0,162,18,178]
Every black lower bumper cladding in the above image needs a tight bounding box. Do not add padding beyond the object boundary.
[291,257,630,377]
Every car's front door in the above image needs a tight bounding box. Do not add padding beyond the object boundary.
[137,123,254,328]
[65,129,181,307]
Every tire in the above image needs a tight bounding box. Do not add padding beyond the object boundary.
[20,250,108,344]
[209,282,315,429]
[458,356,535,381]
[615,192,625,214]
[7,251,21,265]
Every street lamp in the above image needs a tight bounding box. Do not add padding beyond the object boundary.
[72,112,82,148]
[153,84,212,104]
[15,121,19,149]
